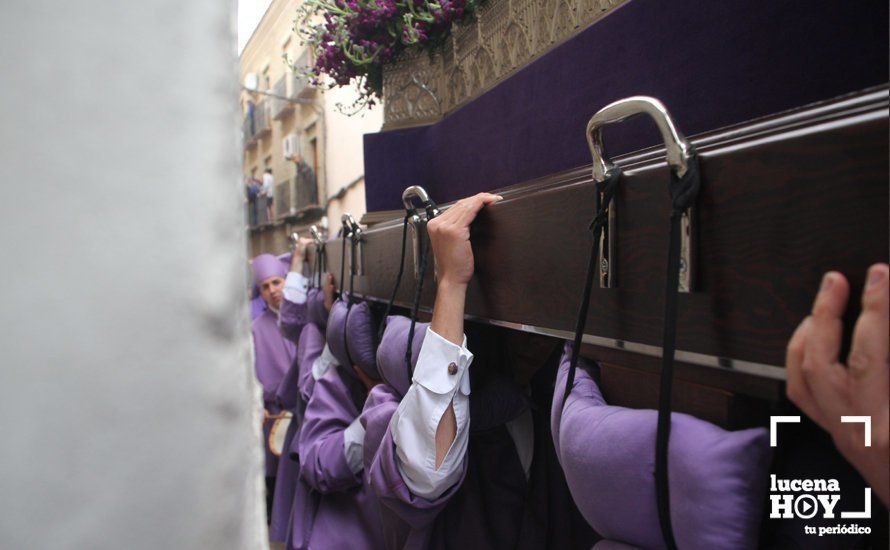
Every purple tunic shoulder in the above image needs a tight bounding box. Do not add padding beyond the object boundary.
[292,367,383,549]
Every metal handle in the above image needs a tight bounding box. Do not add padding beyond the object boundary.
[401,185,438,281]
[341,213,363,276]
[402,185,440,220]
[586,96,696,292]
[309,225,324,247]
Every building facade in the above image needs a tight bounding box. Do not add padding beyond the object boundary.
[240,0,382,255]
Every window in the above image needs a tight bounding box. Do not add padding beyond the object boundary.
[262,64,271,91]
[309,138,318,175]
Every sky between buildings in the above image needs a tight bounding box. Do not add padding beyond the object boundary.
[238,0,274,54]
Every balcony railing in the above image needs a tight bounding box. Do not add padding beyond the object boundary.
[246,194,271,227]
[275,179,294,218]
[253,99,271,137]
[295,165,319,209]
[242,110,256,149]
[271,76,294,120]
[292,50,314,99]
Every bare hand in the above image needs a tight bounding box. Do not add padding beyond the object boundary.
[786,263,889,506]
[426,192,502,287]
[290,237,313,271]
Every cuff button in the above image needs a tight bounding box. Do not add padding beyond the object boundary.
[447,362,458,375]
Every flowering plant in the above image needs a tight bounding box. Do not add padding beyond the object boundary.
[295,0,485,111]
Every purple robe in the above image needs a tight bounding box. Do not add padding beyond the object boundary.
[294,365,383,549]
[250,294,266,320]
[269,322,326,542]
[279,288,312,344]
[253,308,297,477]
[363,324,596,549]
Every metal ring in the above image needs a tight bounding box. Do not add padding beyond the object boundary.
[341,213,361,240]
[402,185,439,219]
[402,185,432,211]
[587,96,691,182]
[309,225,324,246]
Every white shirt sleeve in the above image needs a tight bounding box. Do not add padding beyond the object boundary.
[283,272,309,304]
[390,327,473,500]
[312,344,339,381]
[343,416,366,475]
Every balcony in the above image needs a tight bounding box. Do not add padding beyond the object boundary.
[241,101,270,149]
[271,76,294,120]
[294,165,319,209]
[242,115,255,149]
[253,99,271,138]
[292,50,315,100]
[246,194,271,227]
[275,179,294,218]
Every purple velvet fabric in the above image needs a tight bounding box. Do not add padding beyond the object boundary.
[325,300,352,370]
[344,300,382,379]
[551,345,772,550]
[363,0,888,211]
[294,367,382,549]
[269,322,326,542]
[306,287,329,329]
[252,308,297,477]
[376,316,429,397]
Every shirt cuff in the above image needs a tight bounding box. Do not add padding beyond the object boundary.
[283,272,309,304]
[412,328,473,395]
[312,344,339,381]
[343,416,365,475]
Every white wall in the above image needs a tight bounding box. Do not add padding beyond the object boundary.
[0,2,266,549]
[323,85,384,202]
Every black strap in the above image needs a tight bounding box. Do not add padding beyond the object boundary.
[309,245,319,290]
[654,153,700,550]
[404,200,438,375]
[562,156,700,550]
[377,213,412,342]
[312,244,325,289]
[342,231,358,368]
[561,167,621,407]
[338,228,347,304]
[405,224,430,377]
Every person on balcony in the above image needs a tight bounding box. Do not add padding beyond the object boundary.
[261,168,275,222]
[245,176,261,227]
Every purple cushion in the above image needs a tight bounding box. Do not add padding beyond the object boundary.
[345,301,381,379]
[552,345,771,550]
[306,287,328,329]
[325,300,350,368]
[376,316,429,397]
